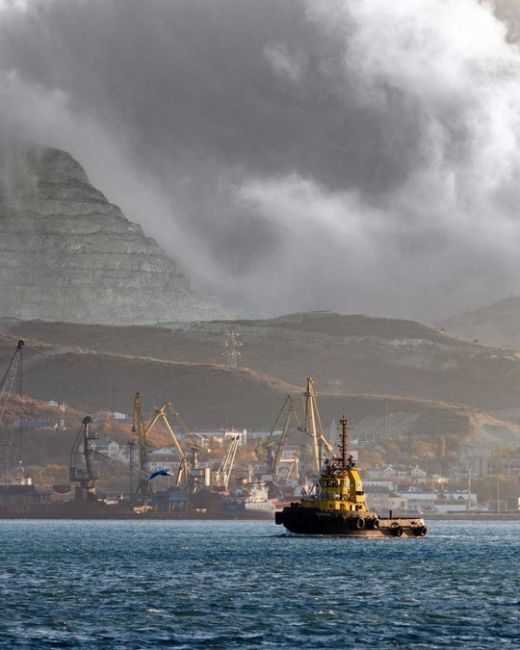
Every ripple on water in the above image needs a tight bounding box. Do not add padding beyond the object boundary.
[0,520,518,648]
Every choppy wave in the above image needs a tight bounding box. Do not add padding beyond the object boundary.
[0,520,517,648]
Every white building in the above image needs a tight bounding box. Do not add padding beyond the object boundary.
[92,438,128,463]
[224,429,247,445]
[458,445,493,477]
[366,493,409,513]
[147,447,182,473]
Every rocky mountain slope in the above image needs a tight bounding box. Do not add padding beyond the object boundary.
[0,318,519,460]
[0,315,519,490]
[0,145,229,324]
[437,296,520,350]
[4,311,520,413]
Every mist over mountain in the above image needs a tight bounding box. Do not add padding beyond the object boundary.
[1,1,520,319]
[438,295,520,350]
[0,145,229,324]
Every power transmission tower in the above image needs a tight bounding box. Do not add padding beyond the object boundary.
[221,329,242,369]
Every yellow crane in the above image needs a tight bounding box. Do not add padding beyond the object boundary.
[262,379,333,483]
[262,395,303,479]
[302,377,332,477]
[214,434,240,491]
[132,393,188,495]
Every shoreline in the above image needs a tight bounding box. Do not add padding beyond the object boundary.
[1,512,520,522]
[424,513,520,521]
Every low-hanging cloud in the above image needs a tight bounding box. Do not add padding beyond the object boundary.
[0,0,520,320]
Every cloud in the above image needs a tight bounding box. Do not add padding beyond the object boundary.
[263,43,304,82]
[0,0,520,319]
[0,0,29,11]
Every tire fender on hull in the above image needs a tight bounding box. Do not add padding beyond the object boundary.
[391,524,404,537]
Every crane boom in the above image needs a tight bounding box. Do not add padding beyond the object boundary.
[303,378,321,472]
[152,403,186,464]
[132,394,189,492]
[0,340,24,424]
[302,377,331,476]
[69,416,98,500]
[132,392,153,496]
[263,395,303,478]
[0,340,24,483]
[216,434,240,490]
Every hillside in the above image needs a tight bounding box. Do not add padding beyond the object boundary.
[437,296,520,350]
[0,329,519,463]
[0,145,229,324]
[3,311,520,412]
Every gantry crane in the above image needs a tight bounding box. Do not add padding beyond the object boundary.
[69,416,99,500]
[132,393,189,495]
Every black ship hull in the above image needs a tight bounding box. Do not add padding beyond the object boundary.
[276,504,427,537]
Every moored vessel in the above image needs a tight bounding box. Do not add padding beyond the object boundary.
[230,481,277,515]
[275,416,427,537]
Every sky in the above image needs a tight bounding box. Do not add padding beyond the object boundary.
[0,0,520,321]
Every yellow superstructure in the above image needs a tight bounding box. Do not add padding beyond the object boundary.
[300,416,368,513]
[300,462,368,512]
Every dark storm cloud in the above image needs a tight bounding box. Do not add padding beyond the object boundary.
[0,0,411,194]
[0,0,519,319]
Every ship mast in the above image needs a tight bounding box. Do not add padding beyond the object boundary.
[339,415,349,469]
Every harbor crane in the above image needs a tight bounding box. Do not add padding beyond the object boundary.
[214,434,240,491]
[132,392,153,496]
[69,416,99,500]
[303,377,332,474]
[132,393,189,495]
[262,395,303,478]
[263,378,332,484]
[0,340,24,483]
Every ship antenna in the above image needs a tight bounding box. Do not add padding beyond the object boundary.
[339,415,349,468]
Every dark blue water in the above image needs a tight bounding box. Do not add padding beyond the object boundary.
[0,520,518,649]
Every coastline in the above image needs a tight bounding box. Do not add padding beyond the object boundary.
[1,511,520,522]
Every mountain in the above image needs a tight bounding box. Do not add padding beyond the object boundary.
[437,297,520,350]
[4,311,520,413]
[0,145,229,325]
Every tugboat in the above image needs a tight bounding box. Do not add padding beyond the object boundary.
[275,416,427,537]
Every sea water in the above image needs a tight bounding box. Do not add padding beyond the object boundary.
[0,520,518,649]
